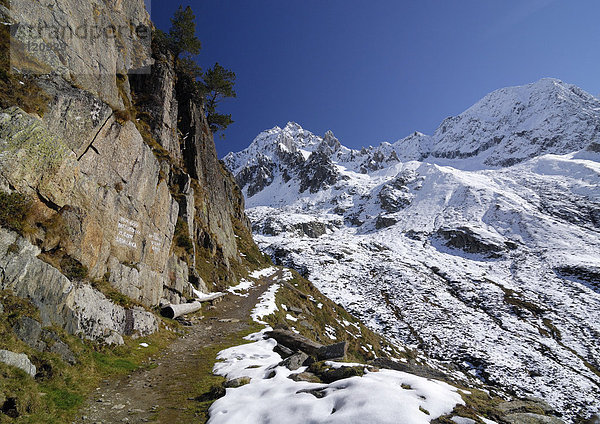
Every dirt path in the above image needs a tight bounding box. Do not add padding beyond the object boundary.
[77,269,281,424]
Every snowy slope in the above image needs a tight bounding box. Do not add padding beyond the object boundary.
[210,269,468,424]
[428,78,600,168]
[224,79,600,421]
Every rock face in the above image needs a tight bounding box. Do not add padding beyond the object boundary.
[5,0,152,108]
[0,229,158,344]
[0,0,252,343]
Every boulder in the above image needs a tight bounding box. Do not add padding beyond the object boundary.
[279,352,310,371]
[288,372,321,383]
[49,341,77,365]
[436,226,507,257]
[273,344,294,358]
[265,329,323,357]
[0,350,36,377]
[317,341,347,360]
[308,362,364,384]
[375,215,398,229]
[265,329,347,361]
[292,222,327,238]
[223,377,251,388]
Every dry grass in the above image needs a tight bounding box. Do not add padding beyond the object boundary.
[0,191,31,234]
[0,26,50,115]
[262,270,408,363]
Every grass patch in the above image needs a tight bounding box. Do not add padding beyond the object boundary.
[43,386,83,411]
[59,256,88,281]
[92,352,137,374]
[503,288,545,317]
[0,190,31,234]
[174,218,194,254]
[1,290,41,325]
[0,25,51,115]
[433,387,504,424]
[90,274,147,310]
[232,217,271,269]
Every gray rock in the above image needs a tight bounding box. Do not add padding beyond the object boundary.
[288,306,303,314]
[299,320,315,330]
[296,387,327,398]
[0,106,179,307]
[378,184,413,213]
[288,372,321,383]
[375,215,398,229]
[12,316,45,351]
[309,363,364,384]
[0,1,252,341]
[49,341,77,365]
[274,344,294,358]
[280,352,309,371]
[0,350,36,377]
[265,329,323,357]
[236,155,276,198]
[0,229,158,344]
[436,226,506,257]
[0,301,4,314]
[299,152,339,194]
[223,377,251,388]
[503,413,564,424]
[292,222,327,238]
[8,0,152,108]
[317,341,348,360]
[129,54,182,162]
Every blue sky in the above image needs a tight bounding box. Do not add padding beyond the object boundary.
[149,0,600,156]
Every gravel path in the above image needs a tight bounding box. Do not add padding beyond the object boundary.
[76,269,282,424]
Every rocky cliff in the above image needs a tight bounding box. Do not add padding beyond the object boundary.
[0,0,256,344]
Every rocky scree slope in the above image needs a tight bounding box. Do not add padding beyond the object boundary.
[224,79,600,422]
[0,0,255,345]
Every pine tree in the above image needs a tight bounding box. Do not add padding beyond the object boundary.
[200,63,237,135]
[168,6,202,60]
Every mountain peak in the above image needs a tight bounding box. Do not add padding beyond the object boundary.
[429,78,600,167]
[283,121,304,132]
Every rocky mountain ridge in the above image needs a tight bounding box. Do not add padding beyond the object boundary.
[225,79,600,421]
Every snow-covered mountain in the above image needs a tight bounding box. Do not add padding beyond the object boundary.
[224,78,600,421]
